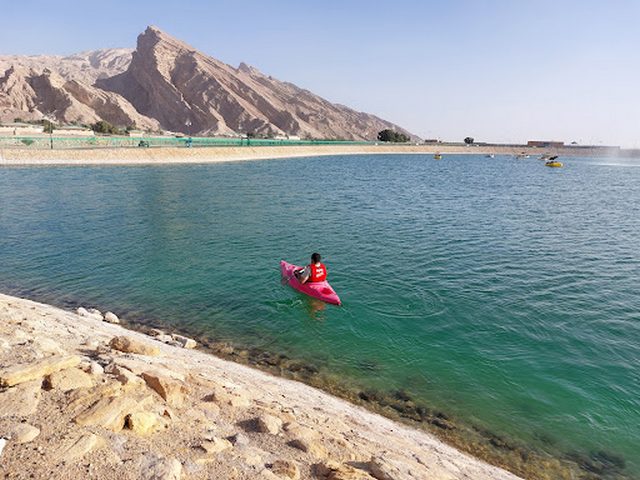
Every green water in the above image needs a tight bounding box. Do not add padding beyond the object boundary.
[0,155,638,477]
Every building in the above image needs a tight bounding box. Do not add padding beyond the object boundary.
[527,140,564,148]
[53,126,95,136]
[0,123,45,136]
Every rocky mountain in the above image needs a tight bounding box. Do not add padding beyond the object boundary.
[0,27,413,140]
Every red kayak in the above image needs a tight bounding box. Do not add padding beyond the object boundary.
[280,260,341,305]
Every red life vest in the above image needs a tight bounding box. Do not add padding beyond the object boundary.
[309,262,327,282]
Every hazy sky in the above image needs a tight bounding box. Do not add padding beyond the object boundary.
[1,0,638,147]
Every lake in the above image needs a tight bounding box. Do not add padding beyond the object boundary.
[0,154,638,478]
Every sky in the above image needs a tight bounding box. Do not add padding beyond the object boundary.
[1,0,639,147]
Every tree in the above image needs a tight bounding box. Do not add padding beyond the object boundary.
[377,129,410,143]
[464,137,474,145]
[91,120,123,135]
[43,120,55,134]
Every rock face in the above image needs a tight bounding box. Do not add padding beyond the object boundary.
[0,26,414,140]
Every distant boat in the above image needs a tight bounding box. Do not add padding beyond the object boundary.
[516,152,530,159]
[434,153,442,160]
[544,155,563,168]
[485,154,495,158]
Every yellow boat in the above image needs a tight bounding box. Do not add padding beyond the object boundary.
[544,155,563,167]
[545,160,563,168]
[434,153,442,160]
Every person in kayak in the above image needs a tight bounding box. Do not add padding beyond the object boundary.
[295,252,327,284]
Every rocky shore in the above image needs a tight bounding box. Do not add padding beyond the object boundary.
[0,144,620,167]
[0,292,522,480]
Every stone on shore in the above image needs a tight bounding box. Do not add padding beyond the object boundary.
[109,336,160,356]
[126,411,159,435]
[10,423,40,443]
[314,461,375,480]
[270,459,301,479]
[75,394,147,431]
[286,424,327,458]
[137,454,182,480]
[105,363,145,387]
[0,380,42,417]
[199,437,233,454]
[0,354,81,387]
[88,361,105,376]
[46,367,94,391]
[171,334,197,349]
[256,413,283,435]
[155,334,174,344]
[142,371,189,407]
[104,311,120,324]
[77,307,103,321]
[57,433,102,462]
[205,386,251,408]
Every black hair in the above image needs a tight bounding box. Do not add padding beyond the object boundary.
[311,252,321,263]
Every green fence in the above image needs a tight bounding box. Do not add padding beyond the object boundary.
[0,135,373,150]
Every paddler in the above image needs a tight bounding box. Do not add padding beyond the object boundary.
[295,252,328,284]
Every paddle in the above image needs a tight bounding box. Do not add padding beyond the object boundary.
[281,267,305,286]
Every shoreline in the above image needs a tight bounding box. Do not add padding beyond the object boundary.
[0,290,610,480]
[0,144,623,166]
[0,291,522,480]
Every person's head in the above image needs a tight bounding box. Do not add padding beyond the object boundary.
[311,252,321,264]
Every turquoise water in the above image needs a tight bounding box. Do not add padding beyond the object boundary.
[0,154,638,477]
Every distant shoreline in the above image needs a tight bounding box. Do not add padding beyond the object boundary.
[0,144,624,166]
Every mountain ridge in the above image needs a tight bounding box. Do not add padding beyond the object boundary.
[0,26,414,140]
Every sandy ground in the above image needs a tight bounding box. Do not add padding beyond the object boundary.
[0,144,617,166]
[0,292,522,480]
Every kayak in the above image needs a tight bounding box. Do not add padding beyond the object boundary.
[280,260,341,305]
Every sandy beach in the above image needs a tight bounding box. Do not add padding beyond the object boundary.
[0,292,524,480]
[0,144,620,166]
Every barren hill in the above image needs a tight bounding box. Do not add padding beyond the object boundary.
[0,27,413,140]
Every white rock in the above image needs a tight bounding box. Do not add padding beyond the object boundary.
[0,438,6,458]
[77,307,103,321]
[104,312,120,324]
[171,334,197,349]
[155,334,174,344]
[89,362,105,376]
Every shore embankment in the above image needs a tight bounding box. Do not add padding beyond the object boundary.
[0,144,620,166]
[0,292,523,480]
